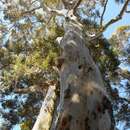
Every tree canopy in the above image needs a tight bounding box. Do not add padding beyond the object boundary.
[0,0,130,130]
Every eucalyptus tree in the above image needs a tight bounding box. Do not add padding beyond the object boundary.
[0,0,130,130]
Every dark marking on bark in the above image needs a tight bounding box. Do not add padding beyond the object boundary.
[59,115,72,130]
[44,108,47,113]
[68,115,72,122]
[92,111,97,120]
[90,90,93,95]
[73,35,76,40]
[87,66,93,73]
[99,90,102,95]
[84,66,93,75]
[61,117,68,128]
[80,121,82,128]
[88,110,90,114]
[56,57,65,70]
[64,87,71,99]
[76,119,79,123]
[85,117,90,130]
[78,64,83,70]
[102,96,111,113]
[64,128,70,130]
[106,103,115,130]
[97,104,102,113]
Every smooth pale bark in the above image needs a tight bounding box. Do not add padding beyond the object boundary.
[32,85,56,130]
[56,22,114,130]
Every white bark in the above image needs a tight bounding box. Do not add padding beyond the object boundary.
[32,85,56,130]
[56,22,115,130]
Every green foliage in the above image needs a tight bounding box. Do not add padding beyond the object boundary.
[20,120,31,130]
[89,38,119,78]
[0,0,130,129]
[1,34,61,88]
[117,25,130,32]
[44,0,61,7]
[0,10,64,89]
[109,25,130,56]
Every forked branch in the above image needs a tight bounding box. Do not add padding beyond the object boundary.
[73,0,82,12]
[103,0,130,31]
[89,0,130,41]
[100,0,109,26]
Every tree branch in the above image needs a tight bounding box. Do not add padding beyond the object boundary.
[103,0,130,31]
[0,0,5,4]
[120,97,130,104]
[126,10,130,13]
[14,88,34,94]
[39,0,68,17]
[13,85,42,94]
[5,6,42,15]
[22,6,42,15]
[13,81,54,94]
[100,0,109,26]
[73,0,82,12]
[88,0,130,41]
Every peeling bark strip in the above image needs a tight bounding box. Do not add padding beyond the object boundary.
[56,22,115,130]
[32,85,56,130]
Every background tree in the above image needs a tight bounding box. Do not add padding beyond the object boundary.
[0,0,130,130]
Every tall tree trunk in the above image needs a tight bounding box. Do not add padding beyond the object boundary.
[56,22,114,130]
[32,22,115,130]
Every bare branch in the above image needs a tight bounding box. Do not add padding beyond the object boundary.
[22,6,42,15]
[100,0,109,26]
[39,0,68,17]
[103,0,130,31]
[0,0,5,4]
[0,6,42,19]
[14,88,34,94]
[126,10,130,13]
[14,85,47,94]
[89,0,130,41]
[14,84,36,93]
[73,0,82,12]
[120,97,130,103]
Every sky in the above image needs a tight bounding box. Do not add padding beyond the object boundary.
[103,0,130,38]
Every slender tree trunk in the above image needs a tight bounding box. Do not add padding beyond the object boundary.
[32,85,57,130]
